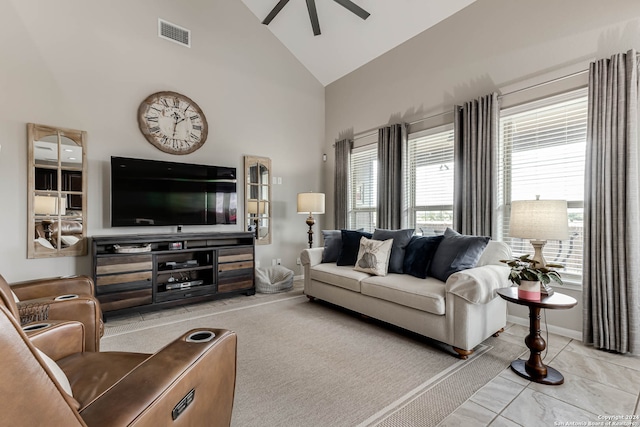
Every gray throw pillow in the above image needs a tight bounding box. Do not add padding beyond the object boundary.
[321,229,364,263]
[372,228,415,274]
[429,228,490,282]
[321,230,342,263]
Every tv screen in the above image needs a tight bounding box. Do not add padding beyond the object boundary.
[111,156,237,227]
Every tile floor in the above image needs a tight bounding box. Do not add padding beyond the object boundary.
[104,285,640,427]
[440,323,640,427]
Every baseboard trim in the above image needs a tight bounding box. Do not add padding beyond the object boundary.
[506,314,582,341]
[294,274,304,281]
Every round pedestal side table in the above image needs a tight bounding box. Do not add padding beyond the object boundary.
[496,287,577,385]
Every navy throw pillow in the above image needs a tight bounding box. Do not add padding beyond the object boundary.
[403,235,445,279]
[336,230,373,266]
[372,228,415,274]
[429,228,490,282]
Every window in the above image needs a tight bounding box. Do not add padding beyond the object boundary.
[498,89,587,282]
[348,145,377,232]
[405,125,455,235]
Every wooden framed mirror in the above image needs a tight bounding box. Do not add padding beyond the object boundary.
[28,123,87,258]
[244,155,271,245]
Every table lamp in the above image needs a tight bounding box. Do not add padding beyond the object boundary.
[508,197,569,295]
[297,192,325,248]
[247,199,265,239]
[34,195,66,215]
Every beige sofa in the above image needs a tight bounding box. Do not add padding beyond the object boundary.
[301,241,511,358]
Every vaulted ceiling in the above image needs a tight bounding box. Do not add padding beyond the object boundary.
[240,0,477,86]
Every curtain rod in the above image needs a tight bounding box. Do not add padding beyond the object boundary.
[498,68,589,99]
[347,51,639,142]
[352,109,453,141]
[499,52,639,99]
[350,68,585,142]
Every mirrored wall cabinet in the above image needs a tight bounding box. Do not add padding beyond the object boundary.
[244,155,271,245]
[28,123,87,258]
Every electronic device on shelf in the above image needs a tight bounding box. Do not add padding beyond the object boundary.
[165,260,199,269]
[168,242,183,250]
[165,279,204,290]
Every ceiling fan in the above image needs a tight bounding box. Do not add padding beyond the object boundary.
[262,0,370,36]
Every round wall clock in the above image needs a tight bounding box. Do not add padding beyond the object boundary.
[137,91,208,155]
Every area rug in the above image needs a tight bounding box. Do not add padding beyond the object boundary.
[102,290,525,426]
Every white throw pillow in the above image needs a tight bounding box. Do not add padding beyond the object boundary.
[477,241,512,266]
[36,348,73,397]
[35,237,55,250]
[60,235,80,246]
[353,237,393,276]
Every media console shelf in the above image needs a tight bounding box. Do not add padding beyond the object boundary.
[92,232,255,318]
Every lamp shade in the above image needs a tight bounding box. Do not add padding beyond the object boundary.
[34,196,66,215]
[247,199,265,215]
[297,192,325,214]
[509,199,569,241]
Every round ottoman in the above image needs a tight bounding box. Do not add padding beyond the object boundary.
[255,265,294,293]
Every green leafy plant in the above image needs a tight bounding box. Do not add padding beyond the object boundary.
[500,254,564,286]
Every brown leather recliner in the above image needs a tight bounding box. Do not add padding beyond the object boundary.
[0,275,103,351]
[0,305,237,426]
[36,219,83,248]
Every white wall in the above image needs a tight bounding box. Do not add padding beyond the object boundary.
[325,0,640,336]
[0,0,325,281]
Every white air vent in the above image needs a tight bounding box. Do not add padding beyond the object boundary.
[158,19,190,48]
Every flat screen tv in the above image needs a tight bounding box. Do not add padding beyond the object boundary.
[111,156,237,227]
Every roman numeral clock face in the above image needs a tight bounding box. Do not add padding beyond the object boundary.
[137,91,208,154]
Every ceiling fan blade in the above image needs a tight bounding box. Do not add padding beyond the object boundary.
[306,0,321,36]
[262,0,291,25]
[332,0,370,20]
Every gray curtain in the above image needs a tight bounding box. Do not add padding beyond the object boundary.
[377,124,406,230]
[583,49,640,355]
[334,138,352,229]
[453,92,498,236]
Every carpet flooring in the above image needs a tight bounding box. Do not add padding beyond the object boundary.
[103,289,525,426]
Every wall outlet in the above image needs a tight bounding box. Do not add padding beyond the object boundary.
[255,260,260,268]
[271,259,277,266]
[277,258,282,265]
[296,257,301,265]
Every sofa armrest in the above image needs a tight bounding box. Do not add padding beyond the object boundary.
[79,328,237,427]
[300,248,324,268]
[11,275,95,300]
[25,320,85,360]
[445,265,510,304]
[18,296,103,352]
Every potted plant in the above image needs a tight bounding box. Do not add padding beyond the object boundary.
[501,254,563,300]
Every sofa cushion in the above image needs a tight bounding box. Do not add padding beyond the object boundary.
[321,230,342,263]
[372,229,414,274]
[353,237,393,276]
[361,274,446,315]
[403,235,444,279]
[309,263,371,293]
[429,228,490,282]
[336,230,373,266]
[477,241,512,266]
[321,229,364,263]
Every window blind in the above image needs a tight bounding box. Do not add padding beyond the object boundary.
[348,144,377,232]
[498,89,587,280]
[406,125,455,235]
